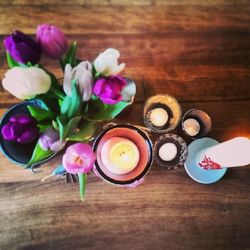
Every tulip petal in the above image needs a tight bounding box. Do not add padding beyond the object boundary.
[113,63,125,75]
[1,123,16,141]
[17,127,39,144]
[50,140,66,152]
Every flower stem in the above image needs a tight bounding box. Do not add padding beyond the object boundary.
[78,173,86,202]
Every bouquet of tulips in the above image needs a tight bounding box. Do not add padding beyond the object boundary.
[1,24,136,201]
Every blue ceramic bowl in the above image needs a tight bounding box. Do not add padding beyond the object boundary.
[0,99,56,168]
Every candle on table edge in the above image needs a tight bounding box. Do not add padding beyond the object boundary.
[196,137,250,170]
[101,137,140,175]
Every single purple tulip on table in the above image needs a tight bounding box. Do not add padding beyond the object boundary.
[4,31,41,64]
[36,24,68,59]
[1,114,39,144]
[63,143,96,201]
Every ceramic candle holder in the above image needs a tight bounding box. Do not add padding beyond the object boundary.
[154,133,188,169]
[92,124,153,186]
[0,99,56,168]
[143,95,182,133]
[182,109,212,139]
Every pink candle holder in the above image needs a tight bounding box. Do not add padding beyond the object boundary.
[92,124,153,187]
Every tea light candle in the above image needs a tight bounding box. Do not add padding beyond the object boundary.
[158,142,177,161]
[183,118,200,136]
[101,137,140,175]
[149,108,169,127]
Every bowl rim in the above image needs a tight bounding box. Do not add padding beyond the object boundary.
[0,99,57,168]
[92,123,153,185]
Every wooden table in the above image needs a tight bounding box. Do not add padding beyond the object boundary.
[0,1,250,249]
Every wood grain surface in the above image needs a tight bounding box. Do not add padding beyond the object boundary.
[0,1,250,250]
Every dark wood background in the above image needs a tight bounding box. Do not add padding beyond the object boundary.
[0,1,250,249]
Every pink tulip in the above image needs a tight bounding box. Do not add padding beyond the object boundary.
[36,24,68,59]
[62,143,95,174]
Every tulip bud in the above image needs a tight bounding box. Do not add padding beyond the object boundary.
[62,143,95,174]
[94,48,125,76]
[1,114,39,144]
[36,24,68,59]
[63,61,93,102]
[38,128,66,152]
[2,67,51,100]
[4,31,41,64]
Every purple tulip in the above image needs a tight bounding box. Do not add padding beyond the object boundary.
[62,143,96,174]
[93,76,127,105]
[36,24,68,59]
[1,114,39,144]
[4,31,41,64]
[38,128,66,152]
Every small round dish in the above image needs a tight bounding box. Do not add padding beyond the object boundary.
[184,138,227,184]
[182,109,212,139]
[0,99,56,167]
[143,95,182,133]
[154,133,188,169]
[92,124,153,186]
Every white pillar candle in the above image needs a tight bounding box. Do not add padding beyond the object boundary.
[183,118,200,136]
[158,143,177,161]
[101,137,140,175]
[149,108,169,127]
[196,137,250,170]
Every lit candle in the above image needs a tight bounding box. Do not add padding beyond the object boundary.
[183,118,200,136]
[196,137,250,170]
[101,137,140,175]
[149,108,169,127]
[158,142,177,161]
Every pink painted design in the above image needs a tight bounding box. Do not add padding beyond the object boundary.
[198,155,222,170]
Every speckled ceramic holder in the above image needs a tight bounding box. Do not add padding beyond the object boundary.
[0,99,56,168]
[154,133,188,170]
[143,95,182,133]
[92,124,153,186]
[182,109,212,139]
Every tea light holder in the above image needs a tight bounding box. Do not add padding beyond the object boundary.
[143,95,182,133]
[0,99,56,168]
[154,133,188,169]
[92,124,153,186]
[182,109,212,139]
[184,138,227,184]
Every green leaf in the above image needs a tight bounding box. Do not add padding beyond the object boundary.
[6,52,27,68]
[61,79,82,119]
[61,95,71,116]
[37,123,52,132]
[66,120,96,141]
[78,173,86,202]
[27,105,56,122]
[62,116,82,140]
[26,142,54,167]
[52,120,59,131]
[88,98,131,121]
[57,115,82,141]
[61,41,78,70]
[57,115,67,141]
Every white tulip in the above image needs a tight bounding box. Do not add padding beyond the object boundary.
[94,48,125,76]
[2,67,51,100]
[63,61,93,102]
